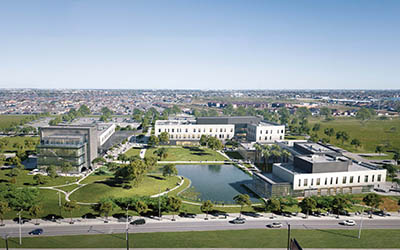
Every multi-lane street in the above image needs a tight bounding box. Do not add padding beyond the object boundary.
[1,215,400,238]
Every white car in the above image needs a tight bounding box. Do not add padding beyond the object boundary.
[267,222,282,228]
[342,220,356,226]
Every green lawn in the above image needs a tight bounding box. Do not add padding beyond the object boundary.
[0,115,32,129]
[309,118,400,157]
[56,184,80,193]
[146,146,228,161]
[0,169,77,187]
[0,136,39,152]
[3,229,399,248]
[70,175,181,203]
[123,147,141,158]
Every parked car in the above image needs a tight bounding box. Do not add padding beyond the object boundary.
[241,212,262,218]
[130,218,146,225]
[211,211,229,217]
[179,212,196,218]
[229,218,245,224]
[29,229,44,235]
[267,222,282,228]
[341,220,356,226]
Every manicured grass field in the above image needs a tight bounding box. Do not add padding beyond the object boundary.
[146,146,228,161]
[309,118,400,156]
[123,147,141,158]
[0,115,31,129]
[0,136,39,152]
[224,151,243,159]
[0,169,77,187]
[3,229,400,248]
[69,175,181,203]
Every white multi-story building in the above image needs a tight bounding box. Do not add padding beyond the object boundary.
[250,142,387,198]
[247,122,285,143]
[155,120,234,142]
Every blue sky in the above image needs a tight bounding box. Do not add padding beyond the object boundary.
[0,0,399,89]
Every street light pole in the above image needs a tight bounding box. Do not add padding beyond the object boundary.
[18,209,22,245]
[126,206,129,250]
[5,234,9,250]
[158,185,161,220]
[287,223,291,250]
[358,209,364,239]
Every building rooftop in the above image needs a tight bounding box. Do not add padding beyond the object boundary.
[297,154,348,163]
[155,120,196,126]
[295,142,336,154]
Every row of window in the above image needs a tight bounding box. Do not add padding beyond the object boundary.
[259,136,283,141]
[170,134,232,139]
[159,127,233,133]
[299,174,382,187]
[259,129,284,134]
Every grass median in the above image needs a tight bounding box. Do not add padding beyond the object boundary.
[2,229,400,248]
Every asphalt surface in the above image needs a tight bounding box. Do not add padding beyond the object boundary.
[1,217,400,238]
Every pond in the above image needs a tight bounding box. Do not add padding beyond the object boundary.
[176,164,259,204]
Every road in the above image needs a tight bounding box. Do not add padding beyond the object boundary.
[2,217,400,238]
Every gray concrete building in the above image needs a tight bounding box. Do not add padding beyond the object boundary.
[37,125,98,172]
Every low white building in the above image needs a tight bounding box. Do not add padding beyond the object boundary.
[98,123,116,146]
[247,121,285,143]
[155,120,234,142]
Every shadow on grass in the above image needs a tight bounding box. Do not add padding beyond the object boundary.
[148,175,165,180]
[303,225,358,239]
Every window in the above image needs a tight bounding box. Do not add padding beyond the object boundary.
[325,178,328,185]
[377,174,381,182]
[158,129,161,132]
[316,178,320,185]
[265,136,268,140]
[343,176,347,184]
[364,175,368,182]
[230,128,233,132]
[298,179,301,187]
[358,176,361,183]
[266,130,268,134]
[210,128,212,132]
[260,130,262,134]
[330,177,333,184]
[259,136,261,141]
[172,129,174,133]
[193,129,196,133]
[304,179,308,186]
[280,136,282,140]
[336,177,339,184]
[372,175,375,182]
[185,129,188,132]
[311,179,314,186]
[350,176,354,183]
[281,130,284,133]
[270,136,272,140]
[220,128,223,132]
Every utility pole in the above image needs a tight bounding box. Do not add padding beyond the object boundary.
[358,209,364,239]
[287,224,291,250]
[58,191,62,218]
[18,210,22,245]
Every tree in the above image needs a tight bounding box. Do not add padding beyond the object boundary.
[134,200,149,218]
[98,200,114,221]
[206,137,223,151]
[336,131,349,144]
[29,204,42,225]
[46,165,58,178]
[162,164,178,177]
[0,201,11,226]
[393,150,400,164]
[312,123,321,132]
[356,107,374,124]
[375,145,384,155]
[278,108,291,125]
[200,200,213,219]
[320,107,332,120]
[266,198,281,213]
[199,135,208,146]
[63,200,80,224]
[9,167,20,178]
[350,139,361,149]
[61,162,74,174]
[296,107,312,120]
[363,193,382,211]
[332,196,350,215]
[158,132,170,145]
[233,194,251,218]
[33,174,46,185]
[299,197,316,216]
[148,135,159,147]
[324,127,335,137]
[154,147,168,160]
[166,196,181,221]
[144,156,158,168]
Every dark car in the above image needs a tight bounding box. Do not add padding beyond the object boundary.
[229,218,245,224]
[241,212,262,218]
[130,218,146,225]
[29,229,44,235]
[179,212,196,218]
[211,211,229,218]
